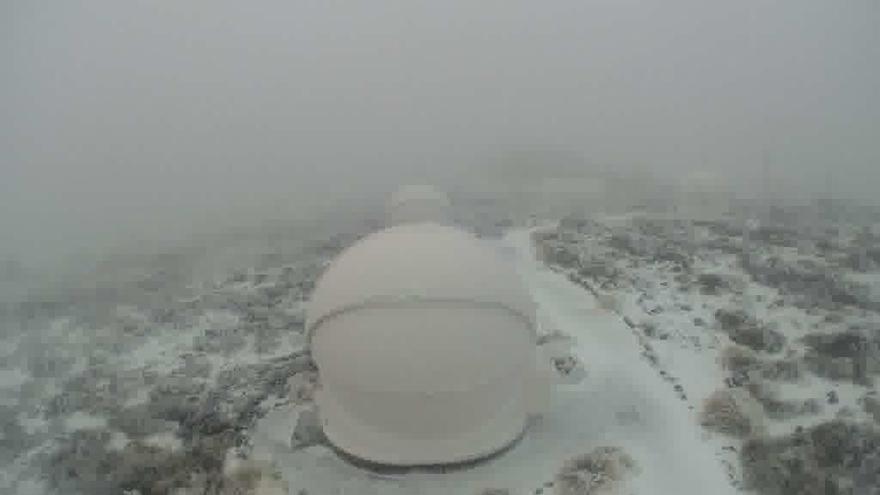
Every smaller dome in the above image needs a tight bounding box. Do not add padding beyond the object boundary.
[385,185,452,226]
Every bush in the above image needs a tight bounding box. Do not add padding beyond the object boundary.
[741,420,880,495]
[698,273,728,295]
[555,446,637,495]
[714,308,786,353]
[700,389,764,437]
[719,345,760,374]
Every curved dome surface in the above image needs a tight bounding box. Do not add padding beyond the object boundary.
[306,223,538,466]
[307,223,535,337]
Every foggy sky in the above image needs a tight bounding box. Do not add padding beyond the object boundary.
[3,0,878,265]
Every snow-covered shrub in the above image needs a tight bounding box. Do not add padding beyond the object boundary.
[746,380,822,420]
[719,345,760,375]
[595,292,621,313]
[741,420,880,495]
[714,308,786,353]
[555,446,637,495]
[290,408,325,450]
[699,389,764,437]
[476,489,510,495]
[698,273,728,295]
[759,356,803,382]
[287,370,318,404]
[861,395,880,424]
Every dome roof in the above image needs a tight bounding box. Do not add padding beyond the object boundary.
[307,223,535,339]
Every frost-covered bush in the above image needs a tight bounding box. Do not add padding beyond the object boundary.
[698,273,729,295]
[719,345,760,374]
[714,308,786,353]
[741,420,880,495]
[595,292,621,313]
[700,389,764,437]
[802,331,870,383]
[555,446,637,495]
[759,357,803,382]
[476,489,510,495]
[746,380,822,420]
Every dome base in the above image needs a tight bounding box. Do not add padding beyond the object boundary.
[326,420,529,474]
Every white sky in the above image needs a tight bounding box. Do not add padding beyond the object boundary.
[2,0,878,262]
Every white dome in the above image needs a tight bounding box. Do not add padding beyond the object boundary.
[308,223,535,334]
[385,185,452,226]
[307,223,538,466]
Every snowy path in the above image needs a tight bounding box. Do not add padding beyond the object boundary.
[506,229,738,495]
[259,229,739,494]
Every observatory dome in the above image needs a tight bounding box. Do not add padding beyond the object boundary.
[307,222,538,466]
[385,184,452,226]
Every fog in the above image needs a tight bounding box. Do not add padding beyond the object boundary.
[3,0,878,267]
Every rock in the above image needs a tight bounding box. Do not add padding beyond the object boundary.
[555,446,637,495]
[290,409,325,450]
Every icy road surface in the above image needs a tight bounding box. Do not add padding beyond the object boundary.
[256,229,738,495]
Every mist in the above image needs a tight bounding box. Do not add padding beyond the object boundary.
[3,0,879,267]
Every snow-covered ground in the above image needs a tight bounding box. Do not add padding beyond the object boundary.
[1,209,878,495]
[533,213,880,494]
[245,229,738,495]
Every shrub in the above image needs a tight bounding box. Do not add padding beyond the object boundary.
[700,389,763,437]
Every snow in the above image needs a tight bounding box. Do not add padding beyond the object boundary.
[5,213,874,494]
[256,229,738,495]
[63,411,108,432]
